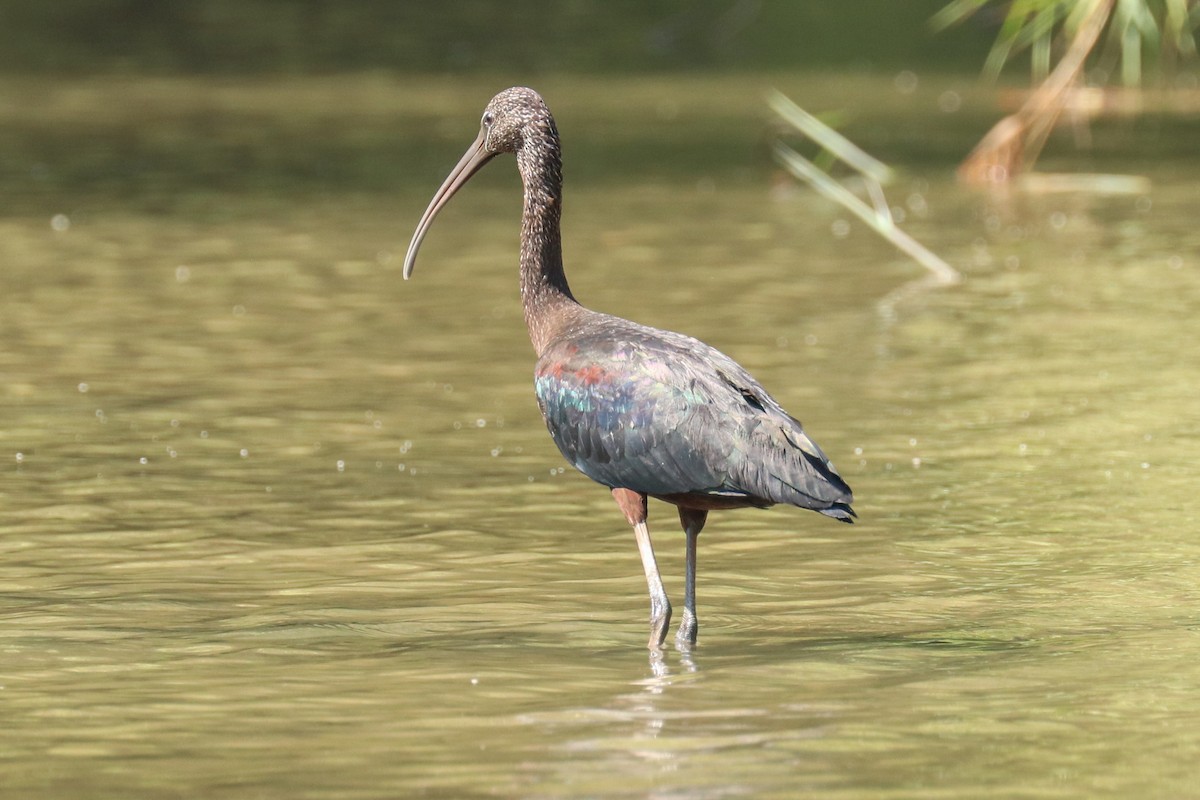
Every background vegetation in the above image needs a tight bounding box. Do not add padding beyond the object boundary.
[0,1,997,75]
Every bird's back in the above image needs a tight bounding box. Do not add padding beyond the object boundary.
[533,312,854,521]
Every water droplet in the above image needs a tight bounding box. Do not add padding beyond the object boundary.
[336,460,346,472]
[1018,443,1028,454]
[373,420,383,429]
[475,418,486,428]
[937,90,961,112]
[239,449,249,458]
[200,430,209,439]
[830,219,851,238]
[452,421,462,430]
[1050,211,1067,230]
[139,457,148,465]
[490,447,502,457]
[854,447,863,456]
[398,463,406,471]
[911,457,921,468]
[232,304,246,317]
[15,452,24,463]
[894,70,918,94]
[908,438,918,447]
[77,382,89,393]
[175,265,191,283]
[50,213,70,232]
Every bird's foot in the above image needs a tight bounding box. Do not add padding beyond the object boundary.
[674,610,698,649]
[648,599,672,649]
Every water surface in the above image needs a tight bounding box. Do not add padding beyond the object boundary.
[2,74,1199,798]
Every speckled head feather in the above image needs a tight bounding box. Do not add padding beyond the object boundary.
[401,87,575,348]
[479,87,559,156]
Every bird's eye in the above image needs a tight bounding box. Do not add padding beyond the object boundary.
[482,112,494,126]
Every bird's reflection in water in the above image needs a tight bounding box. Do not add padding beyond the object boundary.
[647,643,698,680]
[618,646,700,752]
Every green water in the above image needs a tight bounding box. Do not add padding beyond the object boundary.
[2,75,1199,798]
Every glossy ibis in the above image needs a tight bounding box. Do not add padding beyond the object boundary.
[403,87,855,649]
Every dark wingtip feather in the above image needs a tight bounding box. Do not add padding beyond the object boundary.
[819,503,857,524]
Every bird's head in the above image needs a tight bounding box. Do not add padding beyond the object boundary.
[478,86,555,155]
[403,87,555,280]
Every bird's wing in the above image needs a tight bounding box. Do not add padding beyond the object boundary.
[534,336,722,496]
[533,327,853,513]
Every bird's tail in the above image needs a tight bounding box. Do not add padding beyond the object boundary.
[768,423,856,521]
[819,502,857,524]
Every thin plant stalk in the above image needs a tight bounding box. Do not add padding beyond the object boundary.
[771,141,960,287]
[767,91,894,185]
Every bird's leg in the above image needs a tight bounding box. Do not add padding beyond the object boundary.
[675,508,708,648]
[633,520,672,649]
[611,488,671,649]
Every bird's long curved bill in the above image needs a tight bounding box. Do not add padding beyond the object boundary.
[403,131,495,280]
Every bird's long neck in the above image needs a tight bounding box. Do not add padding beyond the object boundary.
[516,131,579,355]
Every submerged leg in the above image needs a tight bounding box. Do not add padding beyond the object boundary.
[611,488,671,649]
[675,507,708,647]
